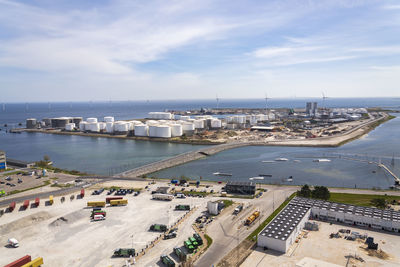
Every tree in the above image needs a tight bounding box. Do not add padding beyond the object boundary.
[43,155,50,162]
[297,184,311,198]
[311,186,330,200]
[371,198,387,209]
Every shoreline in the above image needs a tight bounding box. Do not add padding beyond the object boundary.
[10,112,393,148]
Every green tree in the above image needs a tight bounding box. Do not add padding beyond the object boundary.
[43,155,50,162]
[311,186,330,200]
[297,184,312,198]
[371,198,387,209]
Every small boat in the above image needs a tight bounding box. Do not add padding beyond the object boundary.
[275,158,289,161]
[293,160,301,163]
[287,176,293,182]
[313,159,331,162]
[261,160,275,163]
[259,174,272,177]
[213,172,232,176]
[249,177,264,180]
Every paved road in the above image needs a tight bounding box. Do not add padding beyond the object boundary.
[195,187,295,267]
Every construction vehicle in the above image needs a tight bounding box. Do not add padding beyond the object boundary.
[21,257,43,267]
[160,255,175,267]
[87,201,106,207]
[193,233,203,245]
[109,199,127,206]
[245,211,260,225]
[49,195,54,205]
[113,248,135,257]
[173,247,187,261]
[233,205,243,215]
[175,205,190,211]
[150,224,167,232]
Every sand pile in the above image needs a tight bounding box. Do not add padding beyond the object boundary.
[49,209,86,227]
[0,211,52,235]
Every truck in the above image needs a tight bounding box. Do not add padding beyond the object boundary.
[173,247,187,262]
[22,200,29,209]
[189,237,199,248]
[175,205,190,211]
[109,199,128,206]
[9,202,16,212]
[184,240,194,253]
[106,196,123,203]
[233,205,243,215]
[91,210,106,218]
[113,248,135,257]
[152,193,174,201]
[164,232,177,240]
[4,255,31,267]
[92,214,105,221]
[80,189,85,198]
[193,233,203,245]
[150,224,167,232]
[87,201,106,207]
[160,255,175,267]
[49,195,54,205]
[34,198,40,207]
[21,257,44,267]
[7,238,19,248]
[245,211,260,225]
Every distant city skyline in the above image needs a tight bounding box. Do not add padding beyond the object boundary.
[1,0,400,102]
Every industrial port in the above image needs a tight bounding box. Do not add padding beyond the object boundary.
[13,103,391,147]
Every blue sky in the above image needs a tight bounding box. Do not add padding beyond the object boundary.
[1,0,400,102]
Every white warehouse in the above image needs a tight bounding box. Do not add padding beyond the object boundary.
[258,197,400,253]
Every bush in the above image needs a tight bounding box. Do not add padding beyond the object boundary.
[371,198,387,209]
[297,184,311,198]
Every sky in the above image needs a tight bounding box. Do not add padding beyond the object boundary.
[1,0,400,102]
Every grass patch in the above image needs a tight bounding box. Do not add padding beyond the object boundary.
[1,171,27,176]
[222,199,234,208]
[247,192,297,241]
[329,192,400,207]
[7,180,51,196]
[204,234,213,250]
[229,194,255,199]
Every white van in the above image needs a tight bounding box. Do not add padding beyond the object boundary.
[8,238,19,248]
[93,214,105,221]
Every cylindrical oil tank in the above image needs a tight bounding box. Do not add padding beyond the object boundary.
[73,117,83,125]
[146,120,158,125]
[114,122,129,134]
[148,125,158,137]
[156,125,171,138]
[134,124,149,136]
[87,122,100,132]
[182,122,195,131]
[106,122,114,133]
[170,124,183,137]
[180,116,190,121]
[194,119,205,129]
[26,118,37,129]
[79,121,87,131]
[211,119,222,128]
[42,118,51,126]
[104,116,114,123]
[174,115,181,120]
[87,117,98,123]
[65,123,75,131]
[98,122,106,131]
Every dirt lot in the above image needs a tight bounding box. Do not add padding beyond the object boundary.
[241,221,400,267]
[0,180,215,267]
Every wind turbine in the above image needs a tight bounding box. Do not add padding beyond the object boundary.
[216,94,220,109]
[264,93,271,113]
[322,91,329,109]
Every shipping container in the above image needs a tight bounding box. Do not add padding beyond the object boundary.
[105,196,123,203]
[9,201,16,212]
[49,195,54,205]
[21,257,43,267]
[109,199,128,206]
[4,255,31,267]
[87,201,106,207]
[22,200,29,209]
[80,189,85,198]
[34,198,40,207]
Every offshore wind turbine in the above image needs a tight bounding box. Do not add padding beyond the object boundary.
[264,93,271,113]
[216,94,220,109]
[322,91,329,109]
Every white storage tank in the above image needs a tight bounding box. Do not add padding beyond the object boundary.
[98,122,106,131]
[182,122,195,131]
[194,119,205,129]
[211,119,222,128]
[65,123,75,131]
[174,115,182,120]
[149,125,159,137]
[104,116,114,123]
[146,120,158,125]
[170,124,183,137]
[180,116,190,121]
[114,122,129,134]
[87,122,100,132]
[156,125,171,138]
[134,124,149,136]
[106,122,114,133]
[79,121,87,131]
[87,117,98,123]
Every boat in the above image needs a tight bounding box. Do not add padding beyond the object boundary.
[259,174,272,177]
[287,176,293,182]
[261,160,275,163]
[275,158,289,161]
[249,177,264,180]
[293,160,301,163]
[213,172,232,176]
[313,159,331,162]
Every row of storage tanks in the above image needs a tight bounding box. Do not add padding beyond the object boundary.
[71,115,223,138]
[226,114,276,125]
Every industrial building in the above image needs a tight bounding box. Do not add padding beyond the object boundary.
[306,102,318,117]
[258,197,400,253]
[0,150,6,170]
[225,181,256,195]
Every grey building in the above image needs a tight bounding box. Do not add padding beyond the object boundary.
[225,181,256,195]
